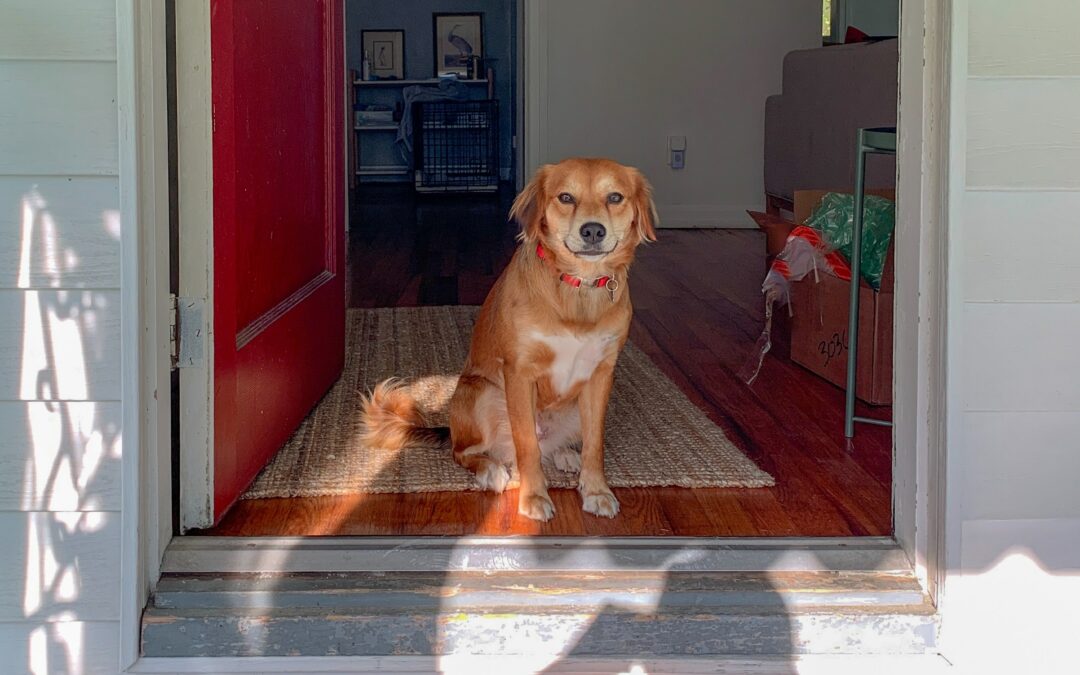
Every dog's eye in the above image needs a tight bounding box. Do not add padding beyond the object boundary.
[558,193,575,205]
[608,192,624,204]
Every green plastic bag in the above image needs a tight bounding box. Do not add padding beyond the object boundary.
[804,192,895,291]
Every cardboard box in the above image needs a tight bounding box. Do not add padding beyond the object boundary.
[788,189,894,406]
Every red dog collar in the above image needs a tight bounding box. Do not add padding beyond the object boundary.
[536,243,613,289]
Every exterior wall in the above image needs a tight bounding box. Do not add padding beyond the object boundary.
[0,0,123,672]
[942,0,1080,669]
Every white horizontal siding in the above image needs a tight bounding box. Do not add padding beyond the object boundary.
[950,0,1080,664]
[0,61,119,176]
[1,2,125,671]
[960,518,1080,573]
[968,0,1080,77]
[0,0,116,62]
[0,511,120,622]
[951,519,1080,672]
[961,412,1080,521]
[966,78,1080,190]
[0,620,119,674]
[962,191,1080,303]
[961,303,1080,413]
[0,289,121,401]
[0,402,122,512]
[0,176,121,289]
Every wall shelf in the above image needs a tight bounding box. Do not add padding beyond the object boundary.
[354,78,488,86]
[356,165,409,176]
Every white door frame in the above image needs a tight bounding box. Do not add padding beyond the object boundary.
[117,0,172,667]
[121,0,954,668]
[174,0,216,531]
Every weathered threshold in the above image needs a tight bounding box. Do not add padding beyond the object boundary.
[161,536,911,573]
[142,569,937,658]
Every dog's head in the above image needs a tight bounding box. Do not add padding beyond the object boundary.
[510,158,657,271]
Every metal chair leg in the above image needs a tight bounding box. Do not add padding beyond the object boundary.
[845,127,896,438]
[844,131,867,438]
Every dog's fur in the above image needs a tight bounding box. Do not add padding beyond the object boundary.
[361,158,656,521]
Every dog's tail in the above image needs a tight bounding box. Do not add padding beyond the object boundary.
[360,379,451,450]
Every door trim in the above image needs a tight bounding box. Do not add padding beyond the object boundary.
[117,0,173,668]
[175,0,215,531]
[131,0,955,665]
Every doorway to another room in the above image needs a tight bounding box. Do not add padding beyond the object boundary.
[181,0,901,539]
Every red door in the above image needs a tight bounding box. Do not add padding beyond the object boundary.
[211,0,345,520]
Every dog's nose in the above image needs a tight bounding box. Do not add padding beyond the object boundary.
[580,222,606,244]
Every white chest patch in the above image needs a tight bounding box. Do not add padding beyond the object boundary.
[531,331,617,396]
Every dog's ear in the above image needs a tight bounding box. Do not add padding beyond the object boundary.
[510,165,551,243]
[630,169,658,242]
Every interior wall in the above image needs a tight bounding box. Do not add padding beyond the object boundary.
[536,0,820,227]
[844,0,900,37]
[345,0,516,180]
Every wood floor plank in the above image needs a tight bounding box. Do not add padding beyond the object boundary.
[206,185,893,538]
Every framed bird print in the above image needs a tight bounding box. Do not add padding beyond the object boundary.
[361,30,405,80]
[433,13,483,78]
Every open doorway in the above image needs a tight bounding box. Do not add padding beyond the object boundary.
[179,0,902,539]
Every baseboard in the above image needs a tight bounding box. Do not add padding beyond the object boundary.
[656,204,761,229]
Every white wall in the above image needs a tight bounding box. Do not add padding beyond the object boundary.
[0,0,123,672]
[942,1,1080,670]
[535,0,821,228]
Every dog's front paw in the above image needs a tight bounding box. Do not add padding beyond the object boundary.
[582,490,620,518]
[518,491,556,521]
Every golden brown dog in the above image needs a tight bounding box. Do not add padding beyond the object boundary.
[362,158,656,521]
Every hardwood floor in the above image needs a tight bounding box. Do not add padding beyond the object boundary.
[204,184,893,537]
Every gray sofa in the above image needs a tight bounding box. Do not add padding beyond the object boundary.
[764,39,898,214]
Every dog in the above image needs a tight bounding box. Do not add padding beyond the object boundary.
[361,158,657,521]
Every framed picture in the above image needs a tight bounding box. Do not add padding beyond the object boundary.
[433,13,483,77]
[361,30,405,79]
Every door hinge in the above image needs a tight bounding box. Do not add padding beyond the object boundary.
[169,294,178,369]
[169,294,206,370]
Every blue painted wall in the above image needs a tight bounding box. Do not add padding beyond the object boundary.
[346,0,516,180]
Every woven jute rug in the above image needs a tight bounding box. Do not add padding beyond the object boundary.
[242,306,773,498]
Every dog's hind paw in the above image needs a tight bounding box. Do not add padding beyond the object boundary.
[582,491,620,518]
[476,462,511,493]
[553,447,582,473]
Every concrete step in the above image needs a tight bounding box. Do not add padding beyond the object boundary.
[142,571,937,658]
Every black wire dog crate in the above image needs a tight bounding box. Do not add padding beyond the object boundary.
[413,100,499,193]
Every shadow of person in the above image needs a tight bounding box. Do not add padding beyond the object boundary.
[429,534,800,674]
[545,541,799,673]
